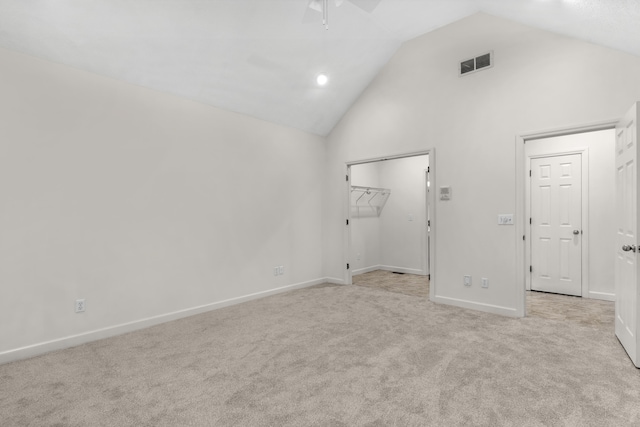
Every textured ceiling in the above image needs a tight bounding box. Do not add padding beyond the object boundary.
[1,0,639,135]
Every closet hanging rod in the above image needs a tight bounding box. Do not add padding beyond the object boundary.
[350,185,389,194]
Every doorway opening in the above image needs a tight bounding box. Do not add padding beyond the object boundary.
[516,124,617,318]
[345,150,435,300]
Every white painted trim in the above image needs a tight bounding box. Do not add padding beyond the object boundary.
[352,265,381,276]
[432,295,519,318]
[378,265,426,275]
[344,165,352,286]
[353,265,427,277]
[423,168,430,276]
[347,150,431,167]
[0,278,327,365]
[429,149,437,302]
[516,120,617,317]
[515,135,526,317]
[345,149,435,294]
[324,277,345,285]
[520,120,618,141]
[588,291,615,302]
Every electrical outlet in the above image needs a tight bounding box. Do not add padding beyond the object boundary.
[357,253,361,260]
[75,299,85,313]
[274,267,279,276]
[481,278,489,288]
[463,275,472,287]
[278,266,284,275]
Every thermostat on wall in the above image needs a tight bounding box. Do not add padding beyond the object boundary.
[439,186,451,201]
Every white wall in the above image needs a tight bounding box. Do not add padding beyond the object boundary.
[378,156,429,274]
[0,47,325,362]
[525,129,615,300]
[323,13,640,316]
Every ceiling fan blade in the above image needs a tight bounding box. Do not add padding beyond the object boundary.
[308,0,322,13]
[347,0,382,13]
[303,0,322,23]
[304,0,379,26]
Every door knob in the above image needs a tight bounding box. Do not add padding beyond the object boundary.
[573,230,580,235]
[622,245,637,252]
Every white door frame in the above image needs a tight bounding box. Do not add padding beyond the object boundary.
[525,149,589,297]
[424,167,431,278]
[344,149,436,301]
[515,120,617,316]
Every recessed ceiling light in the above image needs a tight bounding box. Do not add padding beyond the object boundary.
[316,74,329,86]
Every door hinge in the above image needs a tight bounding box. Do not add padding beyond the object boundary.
[530,218,532,225]
[346,175,349,181]
[529,170,532,177]
[346,219,349,226]
[428,220,431,227]
[427,166,430,173]
[530,266,532,273]
[347,263,350,270]
[523,235,525,241]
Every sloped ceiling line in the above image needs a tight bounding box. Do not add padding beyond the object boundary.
[0,0,638,136]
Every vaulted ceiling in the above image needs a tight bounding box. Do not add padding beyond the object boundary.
[1,1,639,135]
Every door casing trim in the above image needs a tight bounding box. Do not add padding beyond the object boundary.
[515,120,617,317]
[344,149,435,303]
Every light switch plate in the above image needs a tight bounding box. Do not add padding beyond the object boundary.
[498,214,514,225]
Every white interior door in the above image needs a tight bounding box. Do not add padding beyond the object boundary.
[615,102,639,367]
[530,154,582,296]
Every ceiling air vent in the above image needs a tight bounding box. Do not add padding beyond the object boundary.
[459,51,493,76]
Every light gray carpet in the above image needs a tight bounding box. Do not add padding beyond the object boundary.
[353,270,429,298]
[527,290,615,329]
[1,283,639,426]
[354,269,616,330]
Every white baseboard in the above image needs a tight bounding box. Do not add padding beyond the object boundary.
[432,295,521,318]
[378,265,426,276]
[587,291,615,302]
[0,278,327,365]
[352,265,426,276]
[527,286,614,302]
[324,277,345,285]
[352,265,380,276]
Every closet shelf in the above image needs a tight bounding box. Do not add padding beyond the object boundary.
[351,185,391,217]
